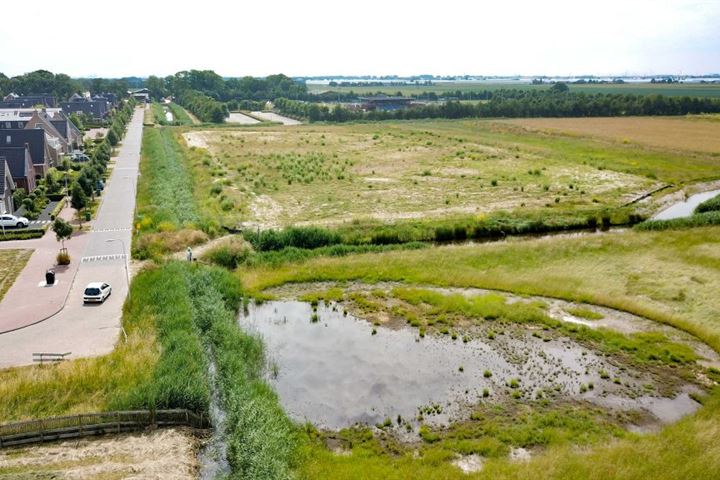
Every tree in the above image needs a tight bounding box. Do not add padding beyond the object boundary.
[70,183,88,226]
[52,218,73,249]
[549,82,569,94]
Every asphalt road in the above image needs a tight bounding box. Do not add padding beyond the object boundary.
[0,107,143,367]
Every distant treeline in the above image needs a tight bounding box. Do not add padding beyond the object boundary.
[145,70,307,102]
[276,89,720,122]
[0,70,133,99]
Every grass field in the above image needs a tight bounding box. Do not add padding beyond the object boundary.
[308,81,720,98]
[181,119,695,229]
[506,116,720,154]
[0,249,32,302]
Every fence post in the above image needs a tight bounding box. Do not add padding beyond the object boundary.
[116,411,120,434]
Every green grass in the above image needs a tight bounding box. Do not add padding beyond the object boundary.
[696,193,720,214]
[636,211,720,231]
[243,226,720,356]
[0,249,32,302]
[565,306,604,320]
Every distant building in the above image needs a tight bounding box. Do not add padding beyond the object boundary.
[0,93,57,109]
[129,88,150,103]
[0,158,15,213]
[359,95,414,111]
[60,93,110,120]
[0,146,36,193]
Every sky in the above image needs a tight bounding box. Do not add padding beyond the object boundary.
[1,0,719,78]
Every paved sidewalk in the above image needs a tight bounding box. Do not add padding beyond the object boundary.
[0,107,143,367]
[0,204,87,333]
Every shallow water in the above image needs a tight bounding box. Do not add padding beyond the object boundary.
[652,189,720,220]
[238,300,699,431]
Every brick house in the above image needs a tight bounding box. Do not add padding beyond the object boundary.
[0,129,53,177]
[0,146,35,192]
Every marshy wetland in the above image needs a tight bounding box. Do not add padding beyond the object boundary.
[240,282,717,461]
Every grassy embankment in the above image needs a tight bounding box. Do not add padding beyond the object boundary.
[0,250,32,302]
[238,226,720,479]
[0,261,298,480]
[150,102,195,126]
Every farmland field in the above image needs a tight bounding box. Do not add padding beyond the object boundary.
[0,249,32,302]
[506,116,720,154]
[308,81,720,98]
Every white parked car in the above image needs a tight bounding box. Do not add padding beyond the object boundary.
[0,214,29,228]
[83,282,112,304]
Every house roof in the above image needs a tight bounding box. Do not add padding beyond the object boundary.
[0,129,46,166]
[0,147,31,178]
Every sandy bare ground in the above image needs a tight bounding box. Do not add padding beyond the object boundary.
[226,112,260,125]
[0,428,200,479]
[182,131,209,149]
[505,116,720,153]
[250,111,302,125]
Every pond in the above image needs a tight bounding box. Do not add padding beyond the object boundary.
[652,188,720,220]
[238,295,704,433]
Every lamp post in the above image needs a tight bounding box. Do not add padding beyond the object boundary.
[106,238,130,300]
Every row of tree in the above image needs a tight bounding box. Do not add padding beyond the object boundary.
[0,70,132,101]
[70,99,136,221]
[275,89,720,123]
[176,90,228,123]
[145,70,308,103]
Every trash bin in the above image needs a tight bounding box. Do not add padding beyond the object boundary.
[46,269,55,285]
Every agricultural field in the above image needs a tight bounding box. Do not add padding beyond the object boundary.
[180,119,700,229]
[0,249,32,302]
[506,116,720,154]
[308,81,720,98]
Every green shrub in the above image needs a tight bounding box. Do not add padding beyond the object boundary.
[695,193,720,214]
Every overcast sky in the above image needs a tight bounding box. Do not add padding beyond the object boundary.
[1,0,719,78]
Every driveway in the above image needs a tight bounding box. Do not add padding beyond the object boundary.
[0,108,143,368]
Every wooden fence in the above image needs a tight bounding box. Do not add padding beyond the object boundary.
[0,409,210,448]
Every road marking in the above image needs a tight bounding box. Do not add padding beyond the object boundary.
[91,228,131,233]
[81,254,127,263]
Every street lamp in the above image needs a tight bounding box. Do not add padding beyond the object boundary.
[106,238,130,300]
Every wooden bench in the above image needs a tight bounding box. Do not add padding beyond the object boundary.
[32,352,71,364]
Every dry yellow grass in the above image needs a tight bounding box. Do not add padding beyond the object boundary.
[0,249,32,302]
[506,116,720,154]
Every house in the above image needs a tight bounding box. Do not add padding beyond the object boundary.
[0,158,15,214]
[0,146,36,192]
[60,93,110,120]
[0,129,54,177]
[129,88,150,103]
[0,93,57,109]
[0,108,81,150]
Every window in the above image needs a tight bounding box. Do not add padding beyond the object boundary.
[17,122,24,128]
[4,122,10,128]
[5,136,10,143]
